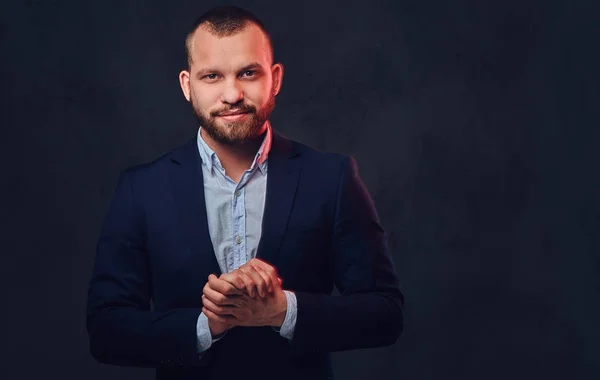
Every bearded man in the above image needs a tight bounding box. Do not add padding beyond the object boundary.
[86,5,403,380]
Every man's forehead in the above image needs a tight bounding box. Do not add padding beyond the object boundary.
[189,23,271,65]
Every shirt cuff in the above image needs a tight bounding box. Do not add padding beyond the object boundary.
[272,290,297,340]
[197,312,228,353]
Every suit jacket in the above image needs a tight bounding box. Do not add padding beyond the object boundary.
[86,131,404,380]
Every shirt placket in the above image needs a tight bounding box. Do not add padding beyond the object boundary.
[232,172,251,270]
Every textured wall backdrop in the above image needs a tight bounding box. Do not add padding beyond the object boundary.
[1,0,598,379]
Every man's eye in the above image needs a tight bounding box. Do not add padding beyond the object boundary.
[204,74,218,80]
[241,70,256,78]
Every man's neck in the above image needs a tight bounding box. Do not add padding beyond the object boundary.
[200,124,268,183]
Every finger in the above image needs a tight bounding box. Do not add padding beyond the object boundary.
[239,265,267,298]
[208,274,242,296]
[229,268,257,298]
[238,269,257,298]
[219,271,247,291]
[254,265,275,295]
[234,265,258,298]
[250,259,280,292]
[202,294,237,316]
[203,283,242,306]
[203,306,231,324]
[250,259,280,291]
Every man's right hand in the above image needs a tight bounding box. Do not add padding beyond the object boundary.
[202,274,245,336]
[206,313,231,337]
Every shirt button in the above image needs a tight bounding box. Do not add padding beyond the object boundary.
[235,236,242,244]
[235,190,241,197]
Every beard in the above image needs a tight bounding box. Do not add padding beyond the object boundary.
[190,91,276,146]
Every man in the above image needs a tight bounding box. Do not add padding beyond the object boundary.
[86,5,403,380]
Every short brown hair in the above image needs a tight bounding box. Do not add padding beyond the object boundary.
[185,5,274,68]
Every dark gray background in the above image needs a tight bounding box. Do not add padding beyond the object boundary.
[2,0,599,379]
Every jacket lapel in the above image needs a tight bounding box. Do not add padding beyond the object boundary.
[168,137,222,277]
[167,131,301,275]
[256,132,302,266]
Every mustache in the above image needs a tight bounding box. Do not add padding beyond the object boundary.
[210,103,256,117]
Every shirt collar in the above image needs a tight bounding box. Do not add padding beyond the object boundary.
[196,121,272,176]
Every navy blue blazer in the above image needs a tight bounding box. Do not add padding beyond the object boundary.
[86,131,403,380]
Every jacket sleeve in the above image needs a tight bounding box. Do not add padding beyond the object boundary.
[290,156,404,353]
[86,170,213,368]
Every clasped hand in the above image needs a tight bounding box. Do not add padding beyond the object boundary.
[202,258,287,336]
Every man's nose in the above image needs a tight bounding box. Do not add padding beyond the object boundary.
[220,79,244,104]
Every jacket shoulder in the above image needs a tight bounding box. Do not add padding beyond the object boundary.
[115,138,196,187]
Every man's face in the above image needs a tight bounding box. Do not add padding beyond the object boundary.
[180,23,283,145]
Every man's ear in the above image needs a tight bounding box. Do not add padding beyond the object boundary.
[271,63,284,96]
[179,70,191,101]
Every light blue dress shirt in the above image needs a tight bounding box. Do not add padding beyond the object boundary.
[195,122,298,353]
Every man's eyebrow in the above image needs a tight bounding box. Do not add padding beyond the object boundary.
[195,68,217,79]
[194,63,265,79]
[238,62,264,72]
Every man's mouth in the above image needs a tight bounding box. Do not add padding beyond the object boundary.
[217,111,250,121]
[220,110,246,115]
